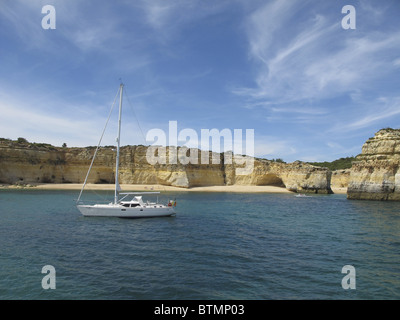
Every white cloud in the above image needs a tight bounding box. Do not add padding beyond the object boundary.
[143,0,177,30]
[0,83,116,147]
[0,83,168,148]
[326,142,343,149]
[0,100,99,147]
[304,32,400,96]
[137,0,235,41]
[328,96,400,134]
[246,0,295,64]
[1,0,399,165]
[0,1,48,50]
[237,1,400,104]
[253,136,296,159]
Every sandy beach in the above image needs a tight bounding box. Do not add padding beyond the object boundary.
[1,183,348,194]
[330,187,347,194]
[2,183,293,193]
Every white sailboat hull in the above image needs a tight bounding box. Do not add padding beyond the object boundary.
[77,204,176,218]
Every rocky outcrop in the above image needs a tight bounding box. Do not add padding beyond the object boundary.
[347,128,400,200]
[0,139,332,193]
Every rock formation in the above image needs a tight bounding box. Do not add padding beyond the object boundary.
[331,169,350,189]
[0,139,332,193]
[347,128,400,200]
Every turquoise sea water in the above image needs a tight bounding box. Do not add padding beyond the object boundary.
[0,189,399,300]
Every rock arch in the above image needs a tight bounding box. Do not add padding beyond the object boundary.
[255,173,285,187]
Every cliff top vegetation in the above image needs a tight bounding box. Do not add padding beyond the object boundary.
[0,137,59,151]
[308,157,356,170]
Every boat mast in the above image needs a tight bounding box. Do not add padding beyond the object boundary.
[114,83,124,204]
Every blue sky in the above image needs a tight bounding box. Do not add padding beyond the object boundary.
[1,0,400,162]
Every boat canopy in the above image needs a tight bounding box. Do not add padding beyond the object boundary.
[119,192,160,195]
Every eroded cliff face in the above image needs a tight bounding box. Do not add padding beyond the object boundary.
[331,169,350,189]
[232,159,332,193]
[347,129,400,200]
[0,140,332,193]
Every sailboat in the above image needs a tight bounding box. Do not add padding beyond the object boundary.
[76,83,176,218]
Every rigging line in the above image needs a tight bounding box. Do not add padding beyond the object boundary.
[76,86,121,203]
[123,86,166,193]
[123,86,148,146]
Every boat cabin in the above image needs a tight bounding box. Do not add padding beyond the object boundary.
[120,195,144,207]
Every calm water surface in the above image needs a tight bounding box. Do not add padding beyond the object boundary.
[0,189,399,299]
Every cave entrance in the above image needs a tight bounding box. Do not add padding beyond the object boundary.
[256,173,285,187]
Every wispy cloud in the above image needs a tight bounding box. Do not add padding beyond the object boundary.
[140,0,230,29]
[236,0,400,104]
[330,96,400,133]
[0,100,98,147]
[1,0,399,164]
[0,1,48,50]
[142,0,178,30]
[393,58,400,68]
[0,82,164,148]
[0,1,119,55]
[253,135,297,159]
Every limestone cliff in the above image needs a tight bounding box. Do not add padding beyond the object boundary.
[347,128,400,200]
[331,169,350,189]
[0,139,332,193]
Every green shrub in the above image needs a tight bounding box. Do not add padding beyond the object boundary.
[17,137,28,144]
[308,156,356,170]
